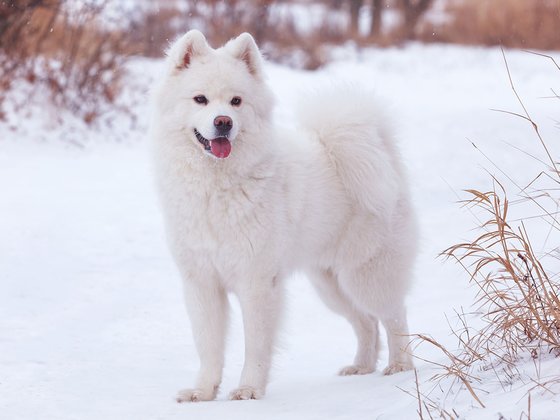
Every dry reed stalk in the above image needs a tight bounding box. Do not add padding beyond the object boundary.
[398,368,461,419]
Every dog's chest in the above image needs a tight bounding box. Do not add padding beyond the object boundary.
[173,180,274,255]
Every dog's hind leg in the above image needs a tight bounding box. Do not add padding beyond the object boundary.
[176,279,229,403]
[380,307,413,375]
[337,260,413,376]
[308,269,379,375]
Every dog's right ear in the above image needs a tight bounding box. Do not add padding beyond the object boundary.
[167,30,209,72]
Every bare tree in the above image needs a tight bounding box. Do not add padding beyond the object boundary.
[397,0,433,39]
[253,0,274,44]
[370,0,383,38]
[349,0,363,37]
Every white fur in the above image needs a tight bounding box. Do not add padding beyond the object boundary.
[151,30,418,402]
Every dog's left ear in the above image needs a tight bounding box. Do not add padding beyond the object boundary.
[225,33,264,79]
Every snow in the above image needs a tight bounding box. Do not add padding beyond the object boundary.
[1,44,560,419]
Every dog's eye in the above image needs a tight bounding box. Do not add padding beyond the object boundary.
[230,96,242,107]
[194,95,208,105]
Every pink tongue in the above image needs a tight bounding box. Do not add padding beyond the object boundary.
[210,137,231,158]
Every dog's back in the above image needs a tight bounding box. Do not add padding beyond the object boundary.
[289,85,417,272]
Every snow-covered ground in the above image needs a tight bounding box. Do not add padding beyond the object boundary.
[1,44,559,419]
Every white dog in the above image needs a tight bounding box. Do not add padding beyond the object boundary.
[151,30,417,402]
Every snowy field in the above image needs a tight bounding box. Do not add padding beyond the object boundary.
[1,44,560,419]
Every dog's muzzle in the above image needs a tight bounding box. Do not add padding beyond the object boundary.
[194,129,232,159]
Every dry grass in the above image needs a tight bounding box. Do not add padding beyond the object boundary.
[408,51,560,417]
[426,0,560,50]
[0,1,130,125]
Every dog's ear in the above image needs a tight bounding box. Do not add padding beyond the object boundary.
[225,33,264,79]
[167,30,209,71]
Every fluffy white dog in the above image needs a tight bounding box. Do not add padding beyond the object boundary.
[151,30,417,402]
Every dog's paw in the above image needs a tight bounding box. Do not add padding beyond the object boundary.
[229,385,263,400]
[338,365,375,376]
[176,387,216,403]
[382,362,413,376]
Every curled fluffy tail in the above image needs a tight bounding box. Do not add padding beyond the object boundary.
[296,84,405,218]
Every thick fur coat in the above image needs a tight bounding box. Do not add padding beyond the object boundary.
[151,30,418,402]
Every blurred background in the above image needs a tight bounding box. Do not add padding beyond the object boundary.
[1,3,559,418]
[0,0,559,128]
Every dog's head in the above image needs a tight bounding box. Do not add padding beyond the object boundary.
[155,30,274,160]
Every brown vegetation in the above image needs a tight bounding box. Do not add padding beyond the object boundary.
[423,0,560,50]
[0,1,129,125]
[0,0,558,128]
[128,0,559,69]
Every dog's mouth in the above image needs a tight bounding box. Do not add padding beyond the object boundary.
[194,129,231,159]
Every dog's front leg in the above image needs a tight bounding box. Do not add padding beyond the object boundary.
[176,279,229,403]
[229,276,282,400]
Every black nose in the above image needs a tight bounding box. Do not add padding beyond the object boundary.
[214,115,233,135]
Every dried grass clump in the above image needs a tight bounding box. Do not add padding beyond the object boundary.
[444,184,560,356]
[441,51,560,367]
[429,0,560,50]
[0,1,130,125]
[409,52,560,417]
